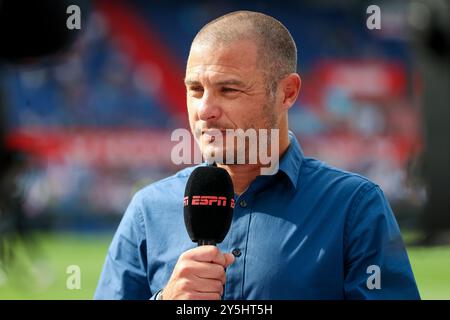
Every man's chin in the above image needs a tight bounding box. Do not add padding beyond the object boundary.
[201,146,231,164]
[202,149,255,165]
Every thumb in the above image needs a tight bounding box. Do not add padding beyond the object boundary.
[224,253,235,268]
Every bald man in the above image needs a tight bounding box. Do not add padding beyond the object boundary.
[95,11,420,300]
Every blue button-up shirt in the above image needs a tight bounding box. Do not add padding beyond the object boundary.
[94,132,420,300]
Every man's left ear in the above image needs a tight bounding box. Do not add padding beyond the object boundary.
[281,73,301,110]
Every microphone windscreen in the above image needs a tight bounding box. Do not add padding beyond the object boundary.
[184,165,234,244]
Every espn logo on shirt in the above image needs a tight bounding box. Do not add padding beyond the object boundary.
[184,196,235,208]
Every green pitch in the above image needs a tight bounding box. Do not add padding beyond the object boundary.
[0,232,449,300]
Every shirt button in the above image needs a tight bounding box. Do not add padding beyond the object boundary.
[232,248,242,257]
[239,200,247,208]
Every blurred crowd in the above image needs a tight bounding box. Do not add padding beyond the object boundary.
[1,0,426,227]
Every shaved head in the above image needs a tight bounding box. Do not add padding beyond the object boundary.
[191,10,297,95]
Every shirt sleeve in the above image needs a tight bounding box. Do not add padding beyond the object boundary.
[94,193,152,300]
[343,184,421,300]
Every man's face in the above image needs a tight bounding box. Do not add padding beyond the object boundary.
[185,40,279,162]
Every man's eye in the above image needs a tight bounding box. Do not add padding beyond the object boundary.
[222,87,239,93]
[189,86,204,92]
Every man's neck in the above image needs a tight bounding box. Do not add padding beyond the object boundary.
[218,130,291,195]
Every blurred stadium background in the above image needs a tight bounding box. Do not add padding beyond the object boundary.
[0,0,449,299]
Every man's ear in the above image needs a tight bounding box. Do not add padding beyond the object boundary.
[280,73,301,110]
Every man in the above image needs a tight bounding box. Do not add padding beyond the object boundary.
[94,11,420,300]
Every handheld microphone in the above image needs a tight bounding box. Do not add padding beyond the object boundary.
[183,165,234,246]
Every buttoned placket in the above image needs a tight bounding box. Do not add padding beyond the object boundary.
[221,191,253,300]
[221,174,277,300]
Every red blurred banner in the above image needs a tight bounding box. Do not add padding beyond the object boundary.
[314,60,407,99]
[6,128,419,168]
[6,128,174,167]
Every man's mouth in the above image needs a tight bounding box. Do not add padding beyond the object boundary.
[201,129,227,134]
[201,129,227,143]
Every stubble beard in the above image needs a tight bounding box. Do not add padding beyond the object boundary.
[198,97,279,165]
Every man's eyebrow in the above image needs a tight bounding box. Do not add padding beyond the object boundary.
[214,79,246,87]
[184,79,246,87]
[184,79,201,86]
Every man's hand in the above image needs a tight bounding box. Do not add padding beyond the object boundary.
[161,245,235,300]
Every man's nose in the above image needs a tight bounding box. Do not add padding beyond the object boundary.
[197,91,221,121]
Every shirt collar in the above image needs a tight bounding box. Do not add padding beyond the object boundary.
[276,131,304,189]
[200,131,304,189]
